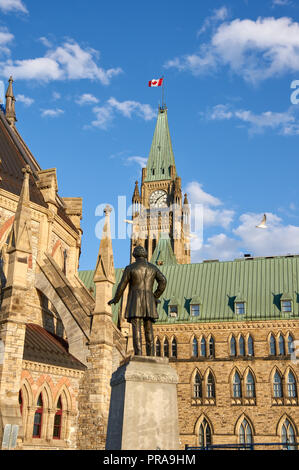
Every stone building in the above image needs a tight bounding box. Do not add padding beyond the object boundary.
[0,75,298,451]
[79,103,299,450]
[0,77,127,450]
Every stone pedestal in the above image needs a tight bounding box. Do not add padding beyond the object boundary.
[106,356,180,450]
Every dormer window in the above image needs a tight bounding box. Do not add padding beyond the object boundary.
[281,300,292,313]
[191,304,200,316]
[169,305,178,317]
[190,296,201,317]
[235,302,245,315]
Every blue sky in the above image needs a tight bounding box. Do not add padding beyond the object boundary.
[1,0,299,269]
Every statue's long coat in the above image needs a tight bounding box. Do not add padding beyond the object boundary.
[113,257,166,320]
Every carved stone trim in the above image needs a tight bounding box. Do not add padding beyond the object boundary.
[22,360,85,378]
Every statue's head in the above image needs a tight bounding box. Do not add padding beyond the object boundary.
[133,245,147,259]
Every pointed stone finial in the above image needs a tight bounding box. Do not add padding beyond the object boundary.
[132,180,141,203]
[5,76,17,126]
[183,193,189,205]
[93,205,115,284]
[7,165,32,254]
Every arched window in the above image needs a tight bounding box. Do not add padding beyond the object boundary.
[200,337,206,357]
[281,419,296,450]
[19,390,23,415]
[33,393,43,438]
[206,373,215,398]
[53,396,62,440]
[239,418,253,449]
[155,338,161,357]
[287,371,297,398]
[233,372,242,398]
[278,334,285,355]
[163,338,169,357]
[270,334,276,356]
[192,337,198,357]
[171,338,177,358]
[288,334,294,355]
[239,335,245,356]
[199,419,212,449]
[248,335,254,356]
[230,336,236,356]
[208,337,215,358]
[194,373,202,398]
[245,372,255,398]
[273,371,283,398]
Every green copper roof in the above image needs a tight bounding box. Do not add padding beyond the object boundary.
[150,234,178,266]
[145,106,176,182]
[78,254,299,325]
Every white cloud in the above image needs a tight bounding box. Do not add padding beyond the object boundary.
[0,0,27,13]
[16,94,34,106]
[197,6,229,36]
[192,211,299,262]
[0,40,123,84]
[39,37,52,48]
[41,108,64,118]
[89,97,155,130]
[0,28,14,55]
[90,105,114,130]
[207,103,298,134]
[52,91,61,100]
[107,97,156,121]
[272,0,291,5]
[166,16,299,83]
[76,93,99,105]
[126,156,148,169]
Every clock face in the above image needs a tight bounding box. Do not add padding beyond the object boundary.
[150,190,167,208]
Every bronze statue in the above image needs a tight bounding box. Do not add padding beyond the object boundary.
[108,245,166,356]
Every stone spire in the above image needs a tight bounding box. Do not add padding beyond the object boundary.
[93,205,115,285]
[132,180,141,203]
[7,165,32,256]
[5,76,17,126]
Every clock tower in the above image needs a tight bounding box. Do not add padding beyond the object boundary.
[130,105,191,265]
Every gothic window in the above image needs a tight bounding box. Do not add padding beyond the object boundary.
[200,337,206,357]
[278,334,285,356]
[287,371,297,398]
[288,334,294,355]
[270,334,276,356]
[33,393,43,438]
[208,337,215,358]
[155,338,161,357]
[206,373,215,398]
[169,305,178,317]
[273,371,283,398]
[248,335,254,356]
[233,372,242,398]
[281,419,296,450]
[163,338,169,357]
[171,338,177,358]
[192,337,198,357]
[230,336,236,356]
[194,372,202,398]
[239,418,253,449]
[199,419,212,449]
[245,372,255,398]
[239,335,245,356]
[53,397,62,440]
[19,390,23,415]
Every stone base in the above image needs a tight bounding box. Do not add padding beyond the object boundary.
[106,356,180,450]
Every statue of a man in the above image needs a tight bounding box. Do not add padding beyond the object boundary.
[108,245,166,356]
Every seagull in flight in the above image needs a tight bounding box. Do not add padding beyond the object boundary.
[256,214,267,229]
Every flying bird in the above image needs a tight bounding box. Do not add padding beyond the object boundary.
[256,214,267,229]
[123,219,133,225]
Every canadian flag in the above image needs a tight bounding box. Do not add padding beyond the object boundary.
[148,78,163,87]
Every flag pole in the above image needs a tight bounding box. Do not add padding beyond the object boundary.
[162,75,165,108]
